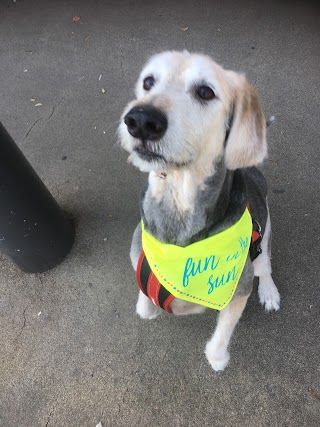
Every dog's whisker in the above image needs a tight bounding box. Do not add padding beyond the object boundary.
[183,139,196,155]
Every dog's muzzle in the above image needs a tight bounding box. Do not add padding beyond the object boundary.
[124,105,168,141]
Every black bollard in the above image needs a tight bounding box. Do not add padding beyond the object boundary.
[0,121,75,272]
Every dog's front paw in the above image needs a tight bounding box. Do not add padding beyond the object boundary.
[136,291,162,320]
[205,342,230,372]
[258,275,280,311]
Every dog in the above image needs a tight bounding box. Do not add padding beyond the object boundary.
[118,51,280,372]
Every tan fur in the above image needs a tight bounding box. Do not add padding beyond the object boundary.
[224,72,267,170]
[153,96,173,111]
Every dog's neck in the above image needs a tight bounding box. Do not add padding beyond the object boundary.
[141,159,246,246]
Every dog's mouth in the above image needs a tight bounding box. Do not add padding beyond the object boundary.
[134,143,166,163]
[130,138,194,170]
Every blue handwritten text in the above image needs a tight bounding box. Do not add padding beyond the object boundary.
[182,255,220,288]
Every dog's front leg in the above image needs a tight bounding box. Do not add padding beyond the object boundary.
[130,223,162,320]
[205,295,248,372]
[136,290,162,319]
[253,212,280,311]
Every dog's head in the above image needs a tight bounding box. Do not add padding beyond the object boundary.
[118,51,267,173]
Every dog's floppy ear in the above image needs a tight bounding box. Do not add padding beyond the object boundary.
[224,73,267,170]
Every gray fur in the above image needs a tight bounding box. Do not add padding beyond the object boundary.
[131,159,268,302]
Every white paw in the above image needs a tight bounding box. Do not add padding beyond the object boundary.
[258,275,280,311]
[136,292,162,320]
[205,342,230,372]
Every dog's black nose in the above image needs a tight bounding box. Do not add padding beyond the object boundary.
[124,105,167,141]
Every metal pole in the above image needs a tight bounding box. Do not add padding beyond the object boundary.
[0,121,75,272]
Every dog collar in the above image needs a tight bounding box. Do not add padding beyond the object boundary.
[137,208,252,312]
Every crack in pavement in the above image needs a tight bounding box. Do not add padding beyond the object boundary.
[45,407,55,427]
[23,116,45,141]
[46,98,64,121]
[23,98,64,142]
[14,305,29,342]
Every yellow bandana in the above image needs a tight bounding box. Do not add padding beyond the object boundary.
[141,208,252,310]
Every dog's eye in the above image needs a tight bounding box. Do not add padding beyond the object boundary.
[196,86,216,101]
[143,76,155,91]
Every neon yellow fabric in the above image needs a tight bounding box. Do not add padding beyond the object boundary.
[141,208,252,310]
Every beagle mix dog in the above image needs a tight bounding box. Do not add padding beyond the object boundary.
[119,51,280,371]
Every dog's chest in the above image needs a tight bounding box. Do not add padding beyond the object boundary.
[141,172,207,246]
[148,170,202,211]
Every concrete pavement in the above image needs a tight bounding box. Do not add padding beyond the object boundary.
[0,1,319,426]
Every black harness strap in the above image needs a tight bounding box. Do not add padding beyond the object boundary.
[249,217,262,261]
